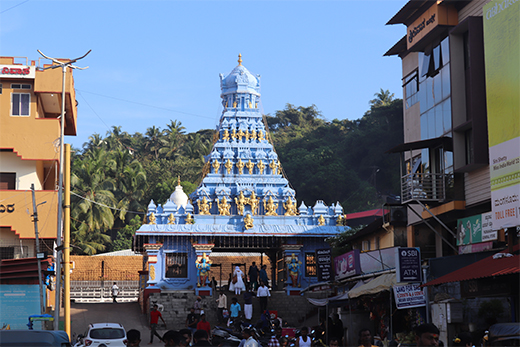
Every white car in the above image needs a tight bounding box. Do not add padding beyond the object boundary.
[75,323,127,347]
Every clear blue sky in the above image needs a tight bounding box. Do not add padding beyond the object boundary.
[1,0,406,150]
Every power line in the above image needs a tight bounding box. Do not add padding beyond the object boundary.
[71,191,145,215]
[0,0,29,14]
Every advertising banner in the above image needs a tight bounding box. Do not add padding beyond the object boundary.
[316,248,332,282]
[457,214,482,245]
[0,65,36,79]
[395,247,422,283]
[0,285,41,329]
[482,212,497,241]
[393,283,426,309]
[334,249,360,281]
[484,0,520,230]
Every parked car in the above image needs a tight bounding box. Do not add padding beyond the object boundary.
[0,329,71,347]
[74,323,127,347]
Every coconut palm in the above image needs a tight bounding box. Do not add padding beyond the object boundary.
[144,126,165,159]
[369,88,395,108]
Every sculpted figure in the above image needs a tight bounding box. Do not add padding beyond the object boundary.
[224,159,233,174]
[222,129,230,141]
[237,129,245,142]
[283,197,298,216]
[250,129,257,141]
[186,213,194,224]
[248,191,260,216]
[212,159,220,174]
[336,214,345,226]
[148,212,156,225]
[196,253,212,287]
[236,159,245,175]
[167,213,175,224]
[246,160,254,175]
[231,128,237,141]
[318,215,325,226]
[287,253,301,287]
[264,196,278,216]
[198,197,212,215]
[218,196,231,216]
[235,191,247,216]
[258,130,265,141]
[245,129,250,141]
[244,213,254,230]
[269,160,278,175]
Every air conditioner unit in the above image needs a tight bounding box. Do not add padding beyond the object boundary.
[390,206,407,225]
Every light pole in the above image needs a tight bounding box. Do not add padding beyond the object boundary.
[30,185,46,315]
[37,49,90,330]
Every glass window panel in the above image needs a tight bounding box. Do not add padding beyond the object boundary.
[442,63,451,99]
[433,72,442,105]
[443,100,452,134]
[435,105,443,137]
[421,113,428,140]
[419,80,427,113]
[428,108,436,139]
[422,148,430,173]
[433,45,441,71]
[444,151,454,174]
[426,78,434,111]
[21,94,30,116]
[12,94,20,115]
[421,53,431,78]
[441,37,450,65]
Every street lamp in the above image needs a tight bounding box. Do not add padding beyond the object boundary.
[37,49,90,329]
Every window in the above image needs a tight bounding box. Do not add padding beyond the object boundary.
[0,173,16,190]
[362,240,370,252]
[12,93,30,116]
[465,129,474,165]
[11,84,31,90]
[165,253,187,278]
[403,70,419,109]
[305,253,316,277]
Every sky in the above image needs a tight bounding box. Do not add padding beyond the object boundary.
[1,0,407,150]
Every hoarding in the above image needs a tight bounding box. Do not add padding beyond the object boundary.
[395,247,422,283]
[334,249,360,281]
[393,283,426,309]
[316,248,332,282]
[457,212,497,246]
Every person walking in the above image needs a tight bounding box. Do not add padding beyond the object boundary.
[216,290,227,324]
[126,329,141,347]
[232,266,245,295]
[259,265,268,287]
[243,328,259,347]
[111,282,119,303]
[358,328,378,347]
[243,285,254,321]
[149,304,166,345]
[248,262,259,290]
[296,327,311,347]
[257,281,270,313]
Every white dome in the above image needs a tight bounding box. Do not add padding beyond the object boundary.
[170,184,188,208]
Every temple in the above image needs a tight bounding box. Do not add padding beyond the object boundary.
[134,55,347,296]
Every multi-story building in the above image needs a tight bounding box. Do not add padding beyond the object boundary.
[0,56,77,260]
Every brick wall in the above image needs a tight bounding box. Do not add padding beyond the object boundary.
[70,255,143,281]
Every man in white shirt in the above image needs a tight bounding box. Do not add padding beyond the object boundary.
[243,328,259,347]
[111,282,119,303]
[257,281,270,313]
[216,290,227,325]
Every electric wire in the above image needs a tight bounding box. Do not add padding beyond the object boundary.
[70,191,145,215]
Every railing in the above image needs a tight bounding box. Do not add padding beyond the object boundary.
[70,280,139,303]
[401,173,450,203]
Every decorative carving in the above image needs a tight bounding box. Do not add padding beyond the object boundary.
[237,129,245,142]
[258,130,265,141]
[249,191,259,216]
[150,265,156,280]
[195,252,212,287]
[167,213,175,224]
[225,159,233,174]
[246,160,254,175]
[257,160,265,174]
[336,214,345,226]
[233,100,237,108]
[235,191,247,216]
[231,128,237,141]
[287,253,301,287]
[284,197,298,216]
[236,159,245,175]
[217,196,231,216]
[248,101,253,108]
[148,212,156,225]
[244,213,254,230]
[318,215,325,226]
[269,160,278,175]
[185,213,194,224]
[250,129,257,141]
[222,129,230,142]
[264,196,278,216]
[245,129,250,141]
[212,159,220,174]
[197,197,212,215]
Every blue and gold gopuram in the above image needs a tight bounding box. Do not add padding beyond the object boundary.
[135,55,347,296]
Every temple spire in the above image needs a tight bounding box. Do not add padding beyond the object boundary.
[238,53,242,66]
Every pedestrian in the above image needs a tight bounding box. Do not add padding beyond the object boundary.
[232,266,245,295]
[227,272,233,291]
[193,329,212,346]
[179,328,192,346]
[359,328,378,347]
[268,327,283,347]
[186,307,199,334]
[163,330,184,347]
[229,297,241,329]
[296,327,311,347]
[248,262,259,290]
[149,304,166,345]
[194,296,203,318]
[243,328,259,347]
[259,265,268,287]
[243,285,254,321]
[415,323,440,347]
[257,281,270,313]
[196,314,211,337]
[216,290,227,324]
[331,314,344,345]
[111,282,119,303]
[126,329,141,347]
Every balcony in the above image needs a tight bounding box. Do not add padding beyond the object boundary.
[401,172,453,203]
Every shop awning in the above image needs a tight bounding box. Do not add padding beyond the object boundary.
[347,273,396,298]
[306,280,366,306]
[423,253,520,287]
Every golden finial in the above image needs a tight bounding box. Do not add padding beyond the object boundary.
[177,175,181,186]
[238,53,242,66]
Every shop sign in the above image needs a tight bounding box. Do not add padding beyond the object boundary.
[459,241,494,254]
[406,2,458,49]
[0,65,36,79]
[457,212,497,246]
[316,248,332,282]
[393,283,426,309]
[395,247,422,283]
[334,249,360,281]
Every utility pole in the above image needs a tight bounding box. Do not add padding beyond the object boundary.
[31,184,46,315]
[64,144,71,337]
[37,49,90,330]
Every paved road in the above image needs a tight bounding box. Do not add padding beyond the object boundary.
[70,302,168,346]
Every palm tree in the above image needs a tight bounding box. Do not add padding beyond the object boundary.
[165,120,186,136]
[144,126,165,159]
[105,126,131,152]
[369,88,395,108]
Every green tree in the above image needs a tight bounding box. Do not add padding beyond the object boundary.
[369,88,395,108]
[111,215,142,251]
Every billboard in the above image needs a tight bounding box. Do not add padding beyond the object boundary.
[334,249,360,281]
[457,212,497,246]
[0,285,41,329]
[393,283,426,309]
[395,247,422,283]
[484,0,520,230]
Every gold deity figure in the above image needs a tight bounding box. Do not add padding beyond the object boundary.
[237,129,245,142]
[336,214,345,226]
[264,196,278,216]
[258,130,265,141]
[257,160,265,174]
[224,159,233,174]
[250,129,257,141]
[222,129,230,141]
[246,160,254,175]
[186,213,194,224]
[198,197,212,215]
[318,215,325,226]
[235,191,247,215]
[245,129,250,141]
[269,160,278,175]
[236,159,245,175]
[167,213,175,224]
[218,196,231,216]
[212,159,220,174]
[249,191,260,215]
[233,100,237,108]
[284,197,298,216]
[244,213,254,230]
[148,212,157,224]
[231,128,237,141]
[248,101,253,108]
